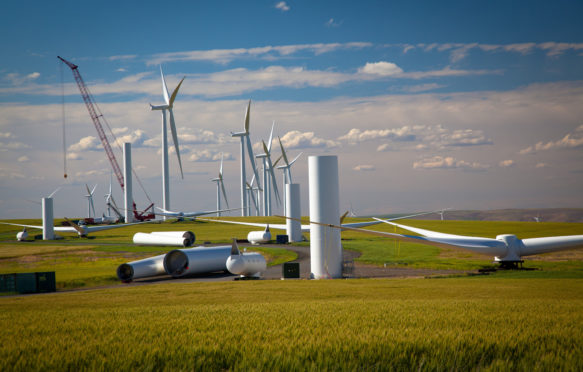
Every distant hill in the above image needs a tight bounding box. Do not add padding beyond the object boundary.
[399,209,583,223]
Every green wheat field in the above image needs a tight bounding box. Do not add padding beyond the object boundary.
[1,218,582,370]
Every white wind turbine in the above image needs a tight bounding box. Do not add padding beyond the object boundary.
[150,67,185,220]
[256,122,276,216]
[84,184,97,218]
[246,174,260,216]
[261,139,281,216]
[230,100,260,216]
[276,136,302,216]
[211,153,229,217]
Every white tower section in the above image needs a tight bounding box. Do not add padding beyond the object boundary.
[123,142,134,223]
[42,197,54,240]
[286,183,302,242]
[161,110,170,220]
[309,156,342,279]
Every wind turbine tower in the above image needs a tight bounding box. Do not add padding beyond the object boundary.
[211,153,229,217]
[150,67,185,220]
[230,100,260,216]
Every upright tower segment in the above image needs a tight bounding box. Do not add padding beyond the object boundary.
[309,155,342,279]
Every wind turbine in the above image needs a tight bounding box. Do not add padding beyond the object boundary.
[84,184,97,218]
[104,172,113,217]
[246,174,260,216]
[230,100,260,216]
[276,136,302,216]
[150,66,185,220]
[262,140,281,216]
[211,153,229,217]
[256,122,275,216]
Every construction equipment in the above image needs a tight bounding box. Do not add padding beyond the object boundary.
[58,56,154,220]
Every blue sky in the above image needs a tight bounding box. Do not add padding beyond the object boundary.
[1,0,582,218]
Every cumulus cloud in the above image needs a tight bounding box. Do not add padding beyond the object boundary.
[113,129,150,148]
[279,130,339,149]
[179,129,222,145]
[275,1,290,11]
[189,150,234,162]
[519,125,583,154]
[339,127,416,144]
[413,156,490,171]
[68,136,102,152]
[338,125,492,149]
[17,156,29,162]
[353,165,375,171]
[0,132,14,138]
[499,159,514,167]
[67,152,82,160]
[359,62,403,76]
[0,141,31,151]
[377,144,390,152]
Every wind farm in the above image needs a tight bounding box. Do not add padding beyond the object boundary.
[1,1,583,370]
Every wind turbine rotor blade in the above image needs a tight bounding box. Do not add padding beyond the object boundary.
[250,173,256,187]
[248,184,257,210]
[219,153,224,176]
[289,152,302,166]
[160,66,170,105]
[168,77,185,107]
[278,136,289,166]
[91,184,97,195]
[85,184,91,195]
[272,155,283,168]
[90,197,95,217]
[267,121,275,152]
[244,100,251,133]
[49,186,61,198]
[220,179,229,208]
[266,156,280,204]
[340,211,349,224]
[246,136,260,183]
[169,109,184,179]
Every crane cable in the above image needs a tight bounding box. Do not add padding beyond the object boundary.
[60,61,68,179]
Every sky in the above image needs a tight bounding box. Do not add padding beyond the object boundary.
[1,0,582,219]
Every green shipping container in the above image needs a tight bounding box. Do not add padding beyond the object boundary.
[0,274,17,293]
[282,262,300,279]
[16,273,37,294]
[36,272,56,293]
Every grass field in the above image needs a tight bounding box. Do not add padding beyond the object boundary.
[1,218,582,370]
[1,218,583,288]
[0,278,582,371]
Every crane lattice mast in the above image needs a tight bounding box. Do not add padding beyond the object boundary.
[57,56,124,190]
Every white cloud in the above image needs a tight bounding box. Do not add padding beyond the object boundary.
[338,125,492,149]
[275,1,290,11]
[68,136,102,152]
[377,144,390,152]
[113,129,150,148]
[536,162,547,168]
[339,128,415,143]
[179,129,221,145]
[519,126,583,154]
[0,132,14,138]
[67,152,82,160]
[413,156,490,171]
[499,159,514,167]
[188,150,234,162]
[17,155,29,162]
[353,165,375,171]
[279,130,339,149]
[400,83,444,93]
[147,42,372,65]
[325,18,342,27]
[359,62,403,76]
[0,141,31,151]
[27,72,40,80]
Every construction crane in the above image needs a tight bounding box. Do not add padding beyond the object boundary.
[58,56,155,221]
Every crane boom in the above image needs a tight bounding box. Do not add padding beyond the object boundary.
[58,56,125,190]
